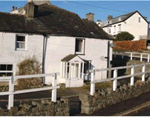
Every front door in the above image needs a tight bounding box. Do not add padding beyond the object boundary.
[71,63,79,78]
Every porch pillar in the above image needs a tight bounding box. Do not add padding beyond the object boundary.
[72,63,75,78]
[78,62,81,79]
[62,62,66,78]
[82,62,84,79]
[69,62,72,78]
[60,62,63,78]
[65,62,68,79]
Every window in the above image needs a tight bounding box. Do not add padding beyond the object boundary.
[114,25,116,33]
[109,28,111,34]
[16,35,26,50]
[118,24,121,32]
[75,39,85,54]
[139,17,141,23]
[0,64,13,77]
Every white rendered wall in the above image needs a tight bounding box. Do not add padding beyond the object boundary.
[45,36,111,84]
[0,32,44,74]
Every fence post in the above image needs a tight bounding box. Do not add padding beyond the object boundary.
[130,65,135,86]
[148,55,150,62]
[142,64,146,82]
[113,69,118,91]
[140,54,143,61]
[122,52,124,59]
[130,52,133,60]
[8,76,14,110]
[114,51,116,58]
[90,70,95,96]
[52,73,57,102]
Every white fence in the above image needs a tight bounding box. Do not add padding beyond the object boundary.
[90,62,150,96]
[113,51,150,62]
[0,73,60,110]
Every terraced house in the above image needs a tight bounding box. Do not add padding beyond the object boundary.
[0,0,112,87]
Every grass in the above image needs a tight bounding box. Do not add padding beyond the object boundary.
[82,81,112,90]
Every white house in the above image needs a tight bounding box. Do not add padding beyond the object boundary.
[0,0,112,87]
[97,11,149,41]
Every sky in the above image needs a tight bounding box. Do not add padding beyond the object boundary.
[0,1,150,22]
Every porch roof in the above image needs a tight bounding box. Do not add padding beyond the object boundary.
[61,54,88,62]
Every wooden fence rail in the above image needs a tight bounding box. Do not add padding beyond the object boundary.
[90,62,150,96]
[0,73,60,110]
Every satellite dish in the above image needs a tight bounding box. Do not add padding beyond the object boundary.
[100,56,106,61]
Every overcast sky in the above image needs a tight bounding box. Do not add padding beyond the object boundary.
[0,1,150,22]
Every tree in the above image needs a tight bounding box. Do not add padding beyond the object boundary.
[115,32,134,41]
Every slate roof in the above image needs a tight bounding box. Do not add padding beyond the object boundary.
[102,11,138,27]
[0,3,111,40]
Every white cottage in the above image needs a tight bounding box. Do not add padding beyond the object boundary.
[97,11,149,41]
[0,0,112,87]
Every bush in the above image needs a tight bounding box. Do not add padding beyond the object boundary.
[16,56,43,90]
[115,32,134,41]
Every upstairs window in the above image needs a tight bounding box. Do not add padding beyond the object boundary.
[114,25,116,33]
[118,24,121,32]
[16,35,26,50]
[75,39,85,54]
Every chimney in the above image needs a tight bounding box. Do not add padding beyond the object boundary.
[108,15,113,21]
[28,0,50,5]
[96,19,102,27]
[86,12,94,21]
[25,2,35,19]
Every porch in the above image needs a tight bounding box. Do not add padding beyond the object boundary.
[60,54,91,87]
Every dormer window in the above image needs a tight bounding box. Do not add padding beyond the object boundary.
[75,38,85,54]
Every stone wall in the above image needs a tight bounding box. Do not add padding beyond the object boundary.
[79,79,150,114]
[0,98,69,116]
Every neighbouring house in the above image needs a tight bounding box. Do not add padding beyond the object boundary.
[0,0,112,87]
[96,11,149,41]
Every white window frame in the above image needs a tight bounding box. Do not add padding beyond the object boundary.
[118,24,121,32]
[114,25,116,33]
[16,34,28,51]
[0,63,16,77]
[75,38,85,55]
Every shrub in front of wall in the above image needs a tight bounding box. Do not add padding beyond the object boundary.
[16,56,43,90]
[115,32,134,41]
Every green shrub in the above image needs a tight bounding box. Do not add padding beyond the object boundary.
[116,32,134,41]
[16,56,43,90]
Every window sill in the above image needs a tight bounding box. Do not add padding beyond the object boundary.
[16,48,26,51]
[75,52,84,55]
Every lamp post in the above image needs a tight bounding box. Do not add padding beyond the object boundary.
[107,41,115,78]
